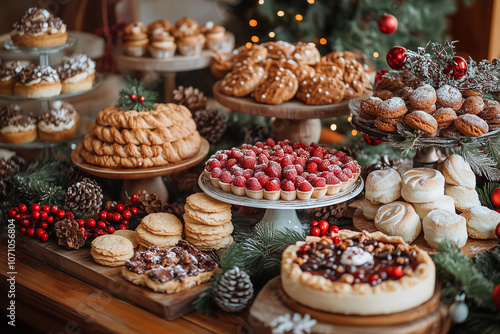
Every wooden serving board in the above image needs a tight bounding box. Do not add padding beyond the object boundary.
[352,209,499,256]
[248,277,451,334]
[15,234,208,320]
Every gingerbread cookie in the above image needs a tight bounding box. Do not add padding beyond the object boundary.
[254,67,298,104]
[360,96,382,116]
[432,107,458,127]
[343,58,369,99]
[233,44,267,64]
[296,73,346,105]
[263,41,295,59]
[376,97,407,118]
[454,114,488,137]
[220,64,265,97]
[460,96,484,115]
[409,84,437,109]
[436,85,462,111]
[405,110,439,134]
[291,42,320,65]
[374,117,403,132]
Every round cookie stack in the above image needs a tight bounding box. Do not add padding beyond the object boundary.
[184,193,233,251]
[91,234,135,267]
[114,229,139,250]
[136,213,183,249]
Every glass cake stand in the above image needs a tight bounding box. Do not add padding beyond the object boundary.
[199,172,364,233]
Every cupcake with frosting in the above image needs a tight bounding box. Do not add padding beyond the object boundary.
[14,64,61,98]
[203,21,228,51]
[10,7,67,48]
[0,61,26,96]
[122,22,149,57]
[147,19,172,35]
[38,100,79,141]
[56,54,95,93]
[0,104,37,143]
[173,17,205,56]
[148,28,176,58]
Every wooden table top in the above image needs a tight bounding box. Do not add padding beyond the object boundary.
[0,241,243,334]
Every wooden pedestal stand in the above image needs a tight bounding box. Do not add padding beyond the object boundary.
[198,173,363,233]
[71,138,209,202]
[213,81,370,144]
[248,277,451,334]
[114,33,234,102]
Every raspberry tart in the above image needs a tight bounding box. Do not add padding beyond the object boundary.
[281,230,435,315]
[204,139,360,201]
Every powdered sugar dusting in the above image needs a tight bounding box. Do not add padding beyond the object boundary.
[436,85,461,105]
[411,84,436,102]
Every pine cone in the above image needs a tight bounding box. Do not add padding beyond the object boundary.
[193,108,228,144]
[214,266,254,313]
[64,178,103,215]
[66,165,88,183]
[54,218,86,249]
[172,85,207,112]
[136,189,184,219]
[312,202,348,221]
[243,124,272,145]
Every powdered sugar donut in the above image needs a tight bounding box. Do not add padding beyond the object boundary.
[409,84,437,109]
[436,85,462,111]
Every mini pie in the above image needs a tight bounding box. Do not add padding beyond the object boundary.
[281,230,435,315]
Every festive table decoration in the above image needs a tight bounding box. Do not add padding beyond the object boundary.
[386,46,406,70]
[192,108,228,144]
[172,85,207,112]
[377,13,398,35]
[117,76,158,112]
[213,266,254,312]
[64,177,103,215]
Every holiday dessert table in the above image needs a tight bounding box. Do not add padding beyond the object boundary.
[199,172,364,233]
[114,32,234,102]
[71,137,210,201]
[213,81,371,144]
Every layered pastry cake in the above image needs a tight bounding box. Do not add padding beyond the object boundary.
[0,104,37,143]
[56,54,96,93]
[38,100,79,141]
[281,230,435,315]
[10,7,67,48]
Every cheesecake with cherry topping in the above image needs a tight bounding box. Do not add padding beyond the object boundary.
[281,230,435,315]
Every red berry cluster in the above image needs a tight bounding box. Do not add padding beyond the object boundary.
[85,194,139,240]
[309,220,339,237]
[8,203,74,243]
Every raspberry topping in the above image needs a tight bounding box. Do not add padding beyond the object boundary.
[247,177,263,191]
[265,179,280,191]
[298,180,313,192]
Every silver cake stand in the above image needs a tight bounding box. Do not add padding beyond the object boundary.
[199,173,364,233]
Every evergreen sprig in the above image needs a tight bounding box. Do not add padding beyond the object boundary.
[433,244,500,334]
[117,76,158,112]
[193,222,306,314]
[459,137,500,181]
[476,182,500,210]
[386,123,420,157]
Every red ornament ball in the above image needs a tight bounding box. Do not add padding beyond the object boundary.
[495,222,500,240]
[138,95,145,103]
[377,14,398,34]
[130,94,137,101]
[363,134,382,145]
[375,69,388,83]
[491,188,500,207]
[493,283,500,309]
[386,46,406,70]
[445,56,468,80]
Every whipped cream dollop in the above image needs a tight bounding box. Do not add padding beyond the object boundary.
[340,246,374,266]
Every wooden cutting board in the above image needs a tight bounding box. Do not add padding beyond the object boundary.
[15,233,208,320]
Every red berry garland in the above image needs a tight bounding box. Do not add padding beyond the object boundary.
[309,220,339,237]
[130,94,137,101]
[138,95,145,103]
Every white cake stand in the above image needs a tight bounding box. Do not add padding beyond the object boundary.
[199,173,364,233]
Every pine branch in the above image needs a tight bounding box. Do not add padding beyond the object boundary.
[386,123,419,157]
[476,182,500,209]
[117,76,158,112]
[459,137,500,181]
[484,134,500,166]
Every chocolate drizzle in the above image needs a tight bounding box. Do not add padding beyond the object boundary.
[38,100,76,125]
[56,54,95,81]
[124,240,217,283]
[12,7,65,35]
[16,64,59,84]
[296,236,418,286]
[0,104,36,128]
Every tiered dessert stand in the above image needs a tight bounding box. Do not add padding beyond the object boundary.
[213,81,370,144]
[199,172,364,233]
[114,32,234,102]
[0,36,103,158]
[71,138,209,202]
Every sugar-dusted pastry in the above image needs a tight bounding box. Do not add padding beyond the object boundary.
[281,230,435,315]
[122,22,149,57]
[10,7,67,48]
[405,110,439,134]
[0,61,25,95]
[360,198,382,220]
[220,63,265,97]
[432,107,457,128]
[441,154,475,189]
[409,84,436,109]
[412,195,455,220]
[254,66,298,104]
[454,114,488,137]
[460,96,484,115]
[14,64,61,98]
[365,168,401,204]
[38,100,79,141]
[461,206,500,239]
[374,201,421,243]
[444,184,481,212]
[296,73,346,105]
[262,41,295,59]
[56,54,95,93]
[422,209,468,249]
[401,168,445,203]
[0,104,37,143]
[435,84,462,111]
[291,42,320,65]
